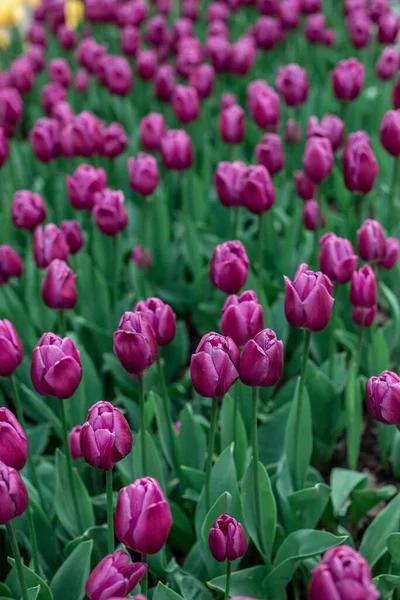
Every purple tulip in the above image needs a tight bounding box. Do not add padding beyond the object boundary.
[303,136,334,183]
[33,224,69,269]
[75,69,89,93]
[10,57,35,94]
[0,128,8,167]
[357,219,386,262]
[0,88,23,136]
[309,546,379,600]
[136,49,158,81]
[294,171,317,200]
[376,48,400,80]
[278,0,300,29]
[230,38,256,76]
[190,332,239,397]
[239,328,283,386]
[319,233,358,284]
[221,93,237,111]
[380,110,400,156]
[128,153,160,197]
[285,119,302,144]
[241,165,276,214]
[51,101,74,128]
[276,64,309,107]
[393,78,400,110]
[256,0,279,14]
[247,80,280,129]
[0,462,28,525]
[86,551,147,600]
[221,290,264,347]
[308,115,344,151]
[132,247,152,270]
[30,118,60,163]
[57,25,77,50]
[11,191,46,231]
[305,14,326,43]
[210,240,249,294]
[331,58,365,101]
[42,260,77,310]
[208,514,247,562]
[103,56,133,96]
[303,200,326,231]
[153,64,175,102]
[41,82,66,116]
[352,305,377,328]
[93,190,128,236]
[48,58,71,88]
[60,220,83,255]
[67,165,107,211]
[80,401,133,471]
[115,0,148,27]
[0,320,24,378]
[121,25,140,57]
[219,105,245,145]
[254,16,283,49]
[69,425,83,460]
[350,265,377,308]
[284,263,334,331]
[0,408,27,471]
[102,123,128,159]
[66,111,104,158]
[343,131,379,194]
[139,113,166,152]
[160,129,193,170]
[379,237,400,269]
[135,298,176,346]
[0,246,23,285]
[113,312,158,375]
[378,11,400,44]
[26,22,47,47]
[256,133,285,175]
[31,333,82,399]
[347,10,371,49]
[366,370,400,425]
[172,85,200,124]
[189,64,215,99]
[115,477,173,554]
[214,161,247,208]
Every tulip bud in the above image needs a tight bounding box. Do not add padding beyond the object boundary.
[51,101,74,128]
[189,64,215,99]
[86,551,147,600]
[113,312,158,375]
[121,25,140,57]
[48,58,71,88]
[352,305,377,328]
[380,110,400,156]
[214,161,246,208]
[254,16,283,49]
[366,370,400,425]
[0,408,27,471]
[80,401,132,471]
[303,200,326,231]
[230,39,256,76]
[350,265,377,308]
[221,93,237,111]
[370,0,390,22]
[343,131,379,194]
[239,328,283,386]
[153,64,175,102]
[0,246,23,284]
[41,82,66,117]
[172,85,200,124]
[139,113,167,152]
[278,0,300,29]
[304,14,326,43]
[331,58,365,101]
[26,22,47,47]
[0,88,23,136]
[115,0,148,27]
[319,233,358,283]
[60,220,84,255]
[376,48,400,81]
[294,171,316,200]
[93,190,128,236]
[176,38,202,78]
[357,219,386,262]
[128,153,160,196]
[0,320,24,377]
[378,12,400,44]
[57,25,77,51]
[146,14,168,46]
[347,10,371,49]
[10,57,35,94]
[276,64,309,107]
[33,224,69,269]
[220,291,264,347]
[285,119,302,144]
[379,237,400,269]
[0,128,9,168]
[42,260,77,310]
[136,49,158,81]
[247,80,280,129]
[241,165,276,214]
[160,129,193,170]
[284,263,334,331]
[115,477,173,554]
[210,240,249,294]
[309,115,344,151]
[256,133,285,175]
[75,69,89,93]
[132,246,152,270]
[30,118,60,163]
[219,105,245,144]
[208,514,247,562]
[69,425,83,459]
[256,0,279,13]
[102,123,128,159]
[303,136,334,183]
[190,332,239,397]
[135,298,176,346]
[0,461,28,525]
[103,56,133,96]
[67,165,107,211]
[66,111,104,158]
[309,546,379,600]
[31,333,82,399]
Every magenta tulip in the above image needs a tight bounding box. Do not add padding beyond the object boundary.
[86,551,147,600]
[0,320,24,378]
[239,328,283,386]
[67,165,107,211]
[113,312,158,375]
[0,462,28,525]
[0,408,27,471]
[210,240,249,294]
[0,246,23,284]
[319,233,357,284]
[208,514,247,562]
[190,332,239,397]
[127,153,160,196]
[135,298,176,346]
[350,265,377,308]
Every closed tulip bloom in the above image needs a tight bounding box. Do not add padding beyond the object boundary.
[294,171,317,200]
[132,246,152,270]
[305,14,326,43]
[30,118,60,163]
[219,105,245,144]
[115,477,172,554]
[347,10,371,48]
[343,132,379,193]
[350,265,377,307]
[75,69,90,93]
[136,50,157,81]
[300,0,321,13]
[191,332,239,397]
[379,237,400,269]
[331,58,365,101]
[33,224,69,269]
[207,37,232,73]
[0,128,8,168]
[176,38,203,79]
[319,233,358,283]
[57,25,77,51]
[0,246,23,285]
[26,22,46,47]
[121,25,140,57]
[380,110,400,156]
[247,80,280,129]
[376,48,400,80]
[67,165,107,211]
[208,514,247,562]
[113,312,158,375]
[352,305,377,328]
[284,263,334,331]
[308,115,344,151]
[104,57,133,96]
[221,93,237,111]
[69,425,83,459]
[221,291,264,347]
[393,79,400,110]
[366,370,400,424]
[0,320,23,377]
[370,0,390,21]
[254,16,283,49]
[172,85,200,124]
[128,154,160,197]
[230,38,256,76]
[154,65,175,102]
[256,133,285,174]
[68,111,104,158]
[160,129,193,170]
[210,240,249,294]
[135,298,176,346]
[27,46,45,75]
[60,221,83,255]
[378,12,400,44]
[41,82,66,116]
[11,191,46,231]
[303,136,334,183]
[214,161,247,207]
[276,64,308,107]
[80,401,132,471]
[10,57,35,94]
[139,113,166,152]
[357,219,386,262]
[278,0,300,29]
[102,123,128,159]
[93,190,128,236]
[42,260,77,310]
[115,0,147,26]
[0,408,27,471]
[146,14,168,46]
[0,88,23,136]
[240,328,284,387]
[51,101,74,129]
[0,462,28,525]
[303,200,326,231]
[285,119,302,144]
[241,165,276,214]
[257,0,279,14]
[309,546,379,600]
[189,64,215,99]
[86,551,147,600]
[48,58,71,88]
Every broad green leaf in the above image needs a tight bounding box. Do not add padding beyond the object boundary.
[64,525,108,570]
[220,393,248,479]
[368,327,390,376]
[178,404,207,471]
[388,533,400,565]
[0,584,11,597]
[380,282,400,351]
[330,468,367,516]
[153,583,184,600]
[26,587,40,600]
[208,566,269,599]
[180,467,205,492]
[180,576,213,600]
[287,484,331,530]
[200,492,231,545]
[284,378,312,491]
[360,493,400,567]
[351,486,397,526]
[150,391,178,471]
[169,502,196,553]
[7,560,53,600]
[50,540,93,600]
[133,431,166,491]
[20,385,62,439]
[258,403,290,467]
[26,423,51,457]
[372,574,400,596]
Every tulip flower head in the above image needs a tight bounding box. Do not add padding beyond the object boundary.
[190,332,240,397]
[366,370,400,425]
[208,514,247,562]
[0,461,28,525]
[0,408,28,470]
[0,320,24,377]
[86,551,147,600]
[210,240,249,294]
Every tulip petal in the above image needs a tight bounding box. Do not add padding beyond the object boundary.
[131,501,172,554]
[303,282,334,331]
[43,356,82,399]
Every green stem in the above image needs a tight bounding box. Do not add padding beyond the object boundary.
[232,383,239,468]
[328,283,337,380]
[141,554,148,595]
[252,387,267,558]
[111,235,119,314]
[232,207,239,239]
[59,400,83,532]
[58,310,66,338]
[6,521,28,600]
[138,373,147,476]
[258,213,264,271]
[106,470,114,554]
[293,329,312,491]
[205,396,220,512]
[355,319,365,373]
[26,504,40,575]
[156,358,181,478]
[224,561,232,600]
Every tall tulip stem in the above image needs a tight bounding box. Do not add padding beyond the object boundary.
[141,553,148,595]
[138,373,147,476]
[293,329,312,490]
[205,396,220,512]
[224,561,232,600]
[328,283,338,380]
[6,521,28,600]
[156,358,181,478]
[258,213,264,271]
[26,505,40,575]
[59,399,83,532]
[106,470,114,554]
[252,387,266,556]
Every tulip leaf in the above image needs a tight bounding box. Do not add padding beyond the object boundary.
[286,483,331,530]
[0,584,11,597]
[180,575,213,600]
[178,404,207,471]
[150,391,178,471]
[330,468,368,516]
[284,377,312,491]
[50,540,93,600]
[372,574,400,596]
[20,385,62,439]
[7,560,53,600]
[368,327,390,377]
[360,493,400,567]
[220,393,248,480]
[25,587,40,600]
[351,486,397,527]
[133,430,166,490]
[380,282,400,351]
[153,583,184,600]
[208,566,269,599]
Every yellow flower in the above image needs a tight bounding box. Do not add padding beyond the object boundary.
[0,4,14,27]
[28,0,41,7]
[0,28,11,48]
[65,0,84,29]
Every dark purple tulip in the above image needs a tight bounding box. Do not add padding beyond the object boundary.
[257,0,279,14]
[214,161,247,207]
[0,246,23,285]
[370,0,390,22]
[26,22,47,47]
[247,80,280,129]
[303,200,326,231]
[303,136,334,183]
[115,477,172,554]
[239,328,283,386]
[80,401,133,471]
[69,425,83,459]
[128,153,160,196]
[378,12,400,44]
[276,64,309,107]
[48,59,71,88]
[207,37,232,73]
[366,370,400,425]
[76,38,106,72]
[172,85,200,124]
[60,220,83,255]
[116,0,148,27]
[146,14,168,46]
[208,514,247,562]
[0,88,23,136]
[139,113,167,152]
[230,38,256,76]
[0,320,23,378]
[31,333,82,399]
[331,58,365,101]
[221,93,237,111]
[219,105,245,144]
[33,224,69,269]
[113,312,158,375]
[51,101,74,128]
[241,165,276,214]
[376,48,400,80]
[284,263,334,331]
[350,265,377,308]
[67,111,104,158]
[136,49,158,81]
[357,219,386,262]
[160,129,193,170]
[11,191,46,231]
[93,190,128,236]
[210,240,249,294]
[75,69,89,93]
[172,17,194,46]
[42,260,77,310]
[308,115,344,151]
[305,14,326,43]
[176,38,202,79]
[319,233,358,284]
[86,552,147,600]
[309,546,379,600]
[121,25,140,57]
[0,128,8,168]
[135,298,176,346]
[9,57,35,94]
[221,291,264,347]
[379,237,400,269]
[154,65,175,102]
[57,25,77,50]
[285,119,302,144]
[132,246,152,270]
[347,10,371,49]
[394,79,400,110]
[343,131,379,194]
[103,56,133,96]
[294,171,317,200]
[254,16,283,49]
[256,133,285,174]
[102,123,128,159]
[278,0,300,29]
[30,118,60,163]
[191,332,239,397]
[189,64,215,99]
[0,408,28,471]
[207,20,229,39]
[352,305,377,328]
[67,164,107,211]
[0,462,28,525]
[41,82,66,116]
[380,110,400,156]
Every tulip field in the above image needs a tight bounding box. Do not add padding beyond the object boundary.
[1,0,400,598]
